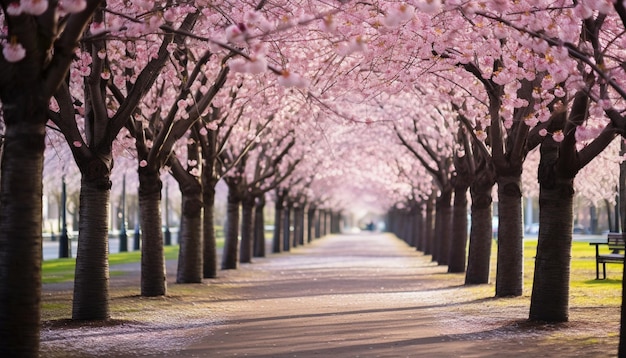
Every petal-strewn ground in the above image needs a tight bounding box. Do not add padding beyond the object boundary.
[41,233,619,357]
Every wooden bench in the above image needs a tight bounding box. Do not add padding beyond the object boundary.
[590,233,626,280]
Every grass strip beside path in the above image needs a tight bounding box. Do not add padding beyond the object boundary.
[42,246,180,284]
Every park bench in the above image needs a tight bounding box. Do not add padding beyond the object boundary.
[590,233,626,280]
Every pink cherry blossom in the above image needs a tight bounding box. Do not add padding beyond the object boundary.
[90,22,106,35]
[2,41,26,63]
[135,0,153,11]
[244,10,273,32]
[336,37,367,56]
[383,4,415,28]
[228,56,267,74]
[320,14,337,33]
[416,0,441,14]
[21,0,48,15]
[246,56,268,74]
[225,23,246,44]
[277,70,309,89]
[60,0,86,13]
[524,115,538,127]
[552,130,565,142]
[6,2,22,15]
[207,121,218,131]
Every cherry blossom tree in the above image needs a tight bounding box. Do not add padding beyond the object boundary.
[393,100,456,266]
[0,1,102,355]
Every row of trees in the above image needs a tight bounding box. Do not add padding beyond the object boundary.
[3,0,626,356]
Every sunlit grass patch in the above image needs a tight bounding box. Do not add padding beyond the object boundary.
[43,245,181,284]
[520,240,623,306]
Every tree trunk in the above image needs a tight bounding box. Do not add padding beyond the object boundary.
[138,167,167,296]
[72,175,111,320]
[202,184,217,278]
[0,116,46,357]
[294,205,304,246]
[273,195,283,253]
[423,192,436,255]
[222,183,241,270]
[495,175,524,297]
[616,140,626,357]
[240,196,254,263]
[283,203,292,251]
[529,133,577,322]
[294,206,305,245]
[315,209,321,239]
[307,207,315,243]
[292,205,299,248]
[176,179,203,283]
[448,186,469,273]
[529,176,574,321]
[415,204,424,251]
[253,196,266,257]
[325,210,331,235]
[434,189,453,265]
[465,182,494,285]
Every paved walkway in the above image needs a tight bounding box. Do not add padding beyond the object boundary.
[165,233,530,358]
[42,232,616,357]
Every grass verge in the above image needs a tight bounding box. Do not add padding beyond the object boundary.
[43,238,226,284]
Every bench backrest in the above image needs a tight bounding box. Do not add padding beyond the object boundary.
[607,233,626,251]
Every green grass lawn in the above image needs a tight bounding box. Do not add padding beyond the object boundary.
[43,235,622,309]
[42,238,225,284]
[522,239,622,306]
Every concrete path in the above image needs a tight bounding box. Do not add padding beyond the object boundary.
[166,233,528,358]
[42,232,616,357]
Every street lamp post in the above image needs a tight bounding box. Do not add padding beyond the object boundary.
[133,203,141,251]
[119,174,128,252]
[58,177,70,258]
[164,182,171,246]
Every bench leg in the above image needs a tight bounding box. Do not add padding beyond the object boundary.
[602,262,607,280]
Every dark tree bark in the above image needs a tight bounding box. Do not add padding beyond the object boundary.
[202,181,218,278]
[495,175,524,297]
[253,195,266,257]
[0,102,47,357]
[465,167,495,284]
[172,162,203,284]
[283,201,292,251]
[315,208,322,239]
[307,206,316,243]
[304,205,310,243]
[0,3,102,354]
[222,180,243,269]
[448,185,469,273]
[273,189,285,253]
[529,109,574,321]
[434,189,453,265]
[530,90,617,321]
[415,204,425,251]
[240,196,255,263]
[295,204,305,246]
[72,173,111,320]
[423,191,436,255]
[448,133,473,272]
[138,167,167,296]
